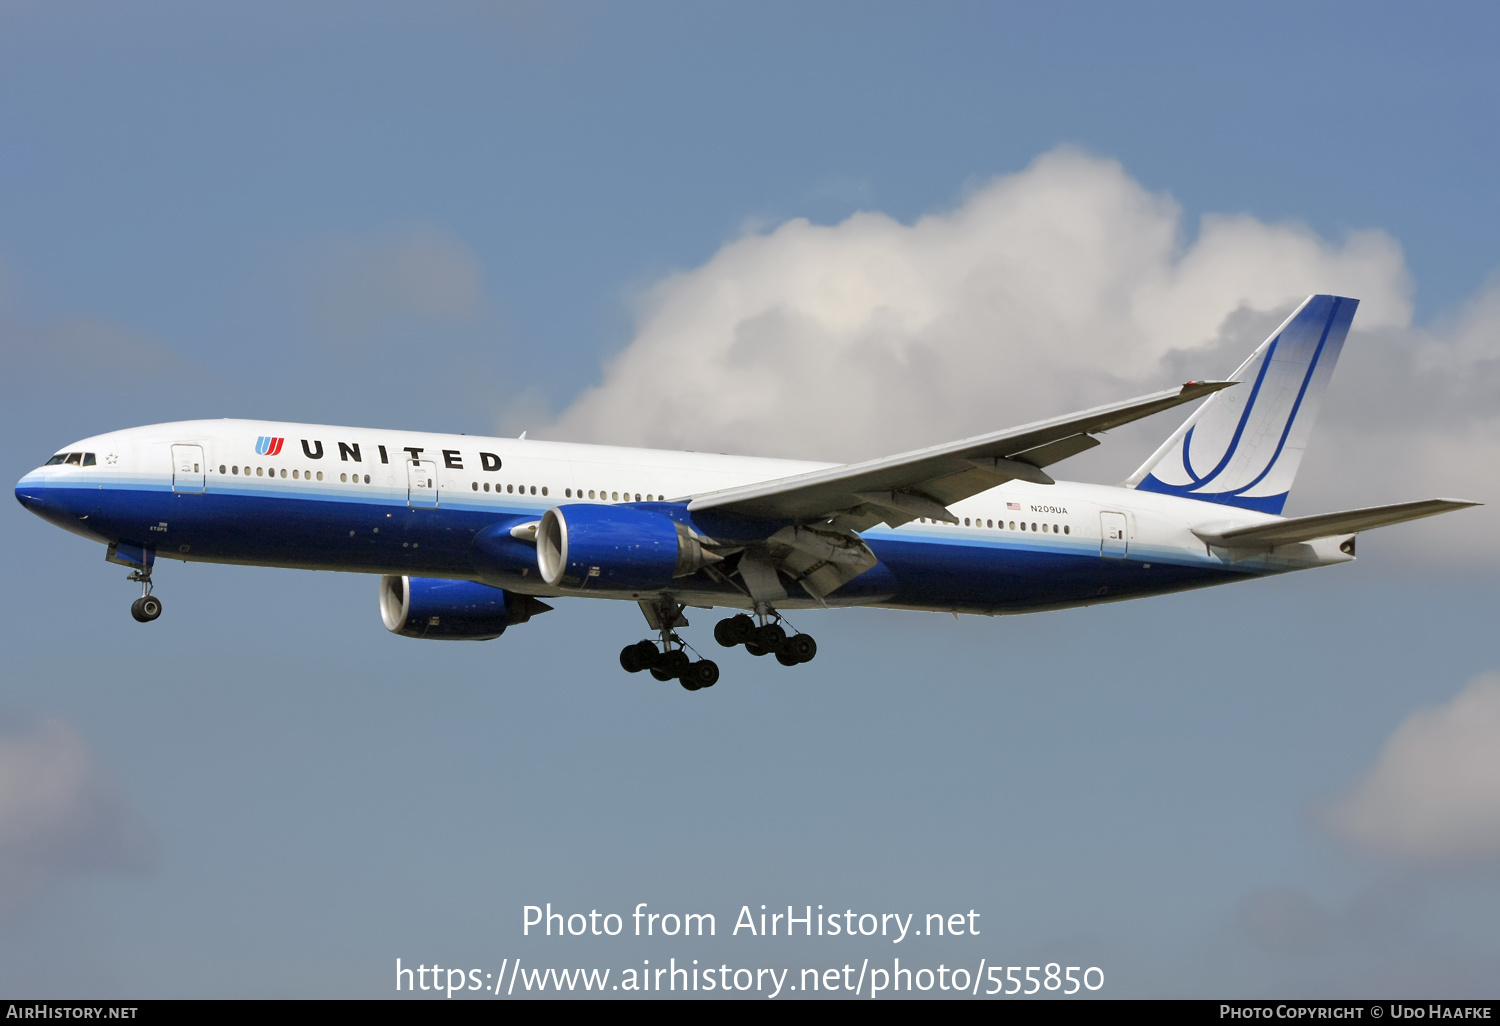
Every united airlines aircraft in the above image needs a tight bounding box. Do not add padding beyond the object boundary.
[15,295,1478,690]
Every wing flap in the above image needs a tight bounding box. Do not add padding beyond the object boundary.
[1193,498,1480,548]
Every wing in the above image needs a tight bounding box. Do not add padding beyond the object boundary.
[1192,498,1481,548]
[686,381,1235,528]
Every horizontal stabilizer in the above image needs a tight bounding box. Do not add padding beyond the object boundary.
[1193,498,1481,548]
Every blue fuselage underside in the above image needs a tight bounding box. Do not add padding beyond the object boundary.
[29,484,1254,615]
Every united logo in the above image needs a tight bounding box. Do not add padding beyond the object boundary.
[255,436,285,456]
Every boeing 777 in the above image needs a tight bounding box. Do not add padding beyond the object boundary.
[14,295,1478,690]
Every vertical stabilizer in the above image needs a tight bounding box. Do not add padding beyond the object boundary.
[1127,294,1357,514]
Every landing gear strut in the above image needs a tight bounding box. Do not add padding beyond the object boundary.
[127,568,162,623]
[715,611,816,666]
[620,598,719,691]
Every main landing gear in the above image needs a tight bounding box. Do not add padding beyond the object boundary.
[619,637,720,691]
[127,567,162,623]
[713,613,817,667]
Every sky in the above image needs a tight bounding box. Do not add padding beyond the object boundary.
[2,0,1498,999]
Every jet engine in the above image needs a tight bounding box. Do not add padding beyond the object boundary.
[536,504,716,590]
[379,576,551,640]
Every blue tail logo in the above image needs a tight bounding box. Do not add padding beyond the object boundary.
[1129,295,1357,514]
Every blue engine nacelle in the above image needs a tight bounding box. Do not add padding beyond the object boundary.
[536,503,713,590]
[379,576,551,640]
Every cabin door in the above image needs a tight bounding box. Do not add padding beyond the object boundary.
[1100,511,1129,559]
[171,444,205,494]
[407,460,439,509]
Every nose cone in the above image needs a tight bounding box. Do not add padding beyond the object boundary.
[15,470,69,527]
[15,472,47,511]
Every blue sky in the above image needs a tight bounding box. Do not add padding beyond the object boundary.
[2,1,1498,998]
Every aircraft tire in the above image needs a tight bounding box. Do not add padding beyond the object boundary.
[131,596,162,623]
[687,659,719,688]
[745,642,768,657]
[775,650,799,667]
[754,623,786,651]
[661,650,691,678]
[786,634,817,663]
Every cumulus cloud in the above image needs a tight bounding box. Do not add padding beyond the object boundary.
[0,719,152,922]
[544,147,1499,562]
[1326,672,1500,865]
[548,148,1411,461]
[312,222,484,345]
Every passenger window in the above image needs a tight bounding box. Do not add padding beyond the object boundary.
[364,475,371,484]
[530,486,536,495]
[566,488,573,497]
[232,466,239,475]
[987,519,993,528]
[279,468,287,478]
[256,467,264,476]
[1064,525,1070,534]
[588,490,595,499]
[964,517,971,526]
[1042,524,1048,533]
[341,473,347,483]
[293,470,300,479]
[1020,522,1026,531]
[220,465,227,475]
[1009,521,1015,530]
[1031,523,1037,531]
[472,482,478,491]
[542,487,548,496]
[634,493,640,501]
[83,453,96,466]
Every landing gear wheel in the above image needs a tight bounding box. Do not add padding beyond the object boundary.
[745,642,769,658]
[650,666,676,682]
[785,634,817,664]
[620,640,658,673]
[662,650,691,678]
[130,595,162,623]
[715,614,754,647]
[775,649,800,667]
[686,659,719,689]
[754,623,786,651]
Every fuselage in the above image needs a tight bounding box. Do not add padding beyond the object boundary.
[14,419,1353,616]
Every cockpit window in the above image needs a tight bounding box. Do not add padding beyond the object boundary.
[44,454,68,465]
[64,453,82,466]
[82,453,96,466]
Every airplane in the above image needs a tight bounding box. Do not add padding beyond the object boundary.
[14,294,1478,691]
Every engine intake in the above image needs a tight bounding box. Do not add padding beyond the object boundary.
[536,504,714,590]
[379,576,551,640]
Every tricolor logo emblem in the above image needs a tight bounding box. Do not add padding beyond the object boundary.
[256,436,285,456]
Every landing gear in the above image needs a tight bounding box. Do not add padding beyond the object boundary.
[126,567,161,623]
[621,598,816,689]
[713,612,816,666]
[621,598,718,691]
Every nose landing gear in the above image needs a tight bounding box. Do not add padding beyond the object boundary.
[127,568,162,623]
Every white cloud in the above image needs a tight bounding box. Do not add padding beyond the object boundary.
[0,719,152,921]
[1326,672,1500,865]
[547,148,1411,462]
[543,147,1500,563]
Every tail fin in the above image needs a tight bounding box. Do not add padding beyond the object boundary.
[1126,294,1358,514]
